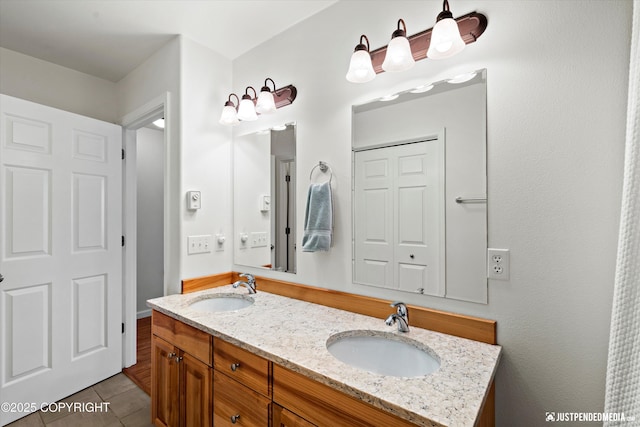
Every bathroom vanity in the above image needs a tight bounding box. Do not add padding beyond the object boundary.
[147,279,501,427]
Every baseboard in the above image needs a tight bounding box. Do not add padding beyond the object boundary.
[137,309,152,319]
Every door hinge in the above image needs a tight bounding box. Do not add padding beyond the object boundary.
[121,235,125,247]
[285,174,291,182]
[121,149,126,160]
[121,323,125,334]
[285,227,291,235]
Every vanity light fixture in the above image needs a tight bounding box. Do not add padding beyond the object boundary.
[220,80,297,126]
[381,19,416,72]
[219,94,240,126]
[346,35,376,83]
[345,3,487,82]
[237,87,258,121]
[427,0,466,59]
[256,78,277,114]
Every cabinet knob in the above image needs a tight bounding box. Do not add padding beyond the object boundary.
[230,414,240,424]
[167,352,176,359]
[230,363,240,372]
[175,356,183,363]
[410,254,415,259]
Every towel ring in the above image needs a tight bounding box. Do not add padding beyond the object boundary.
[309,161,333,183]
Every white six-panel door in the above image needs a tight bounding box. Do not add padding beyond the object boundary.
[0,95,122,425]
[354,139,445,296]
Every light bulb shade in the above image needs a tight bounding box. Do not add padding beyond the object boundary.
[256,89,276,114]
[381,36,415,72]
[237,97,258,121]
[346,49,376,83]
[219,104,239,126]
[427,17,465,59]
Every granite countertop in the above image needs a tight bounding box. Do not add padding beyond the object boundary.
[147,285,501,427]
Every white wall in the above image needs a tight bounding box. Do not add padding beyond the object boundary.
[179,37,233,281]
[0,47,117,122]
[231,1,631,424]
[136,127,165,315]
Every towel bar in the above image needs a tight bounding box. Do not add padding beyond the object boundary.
[455,196,487,204]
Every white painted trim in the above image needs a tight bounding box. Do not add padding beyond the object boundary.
[122,128,138,368]
[136,309,152,319]
[120,92,171,368]
[121,93,167,128]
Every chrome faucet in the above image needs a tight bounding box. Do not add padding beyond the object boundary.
[232,273,256,294]
[385,302,409,332]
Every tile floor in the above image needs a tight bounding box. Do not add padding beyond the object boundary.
[7,373,152,427]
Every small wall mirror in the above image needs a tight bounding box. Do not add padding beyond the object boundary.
[234,123,296,273]
[352,70,487,303]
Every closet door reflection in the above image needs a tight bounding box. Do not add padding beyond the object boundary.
[234,124,296,273]
[272,153,295,272]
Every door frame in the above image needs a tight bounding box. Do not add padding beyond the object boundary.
[119,92,173,367]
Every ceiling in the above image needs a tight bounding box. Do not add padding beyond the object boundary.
[0,0,337,82]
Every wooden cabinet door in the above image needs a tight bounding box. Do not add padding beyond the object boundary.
[273,404,317,427]
[151,336,179,427]
[180,352,212,427]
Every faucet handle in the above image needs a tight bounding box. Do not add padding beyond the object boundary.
[390,301,408,317]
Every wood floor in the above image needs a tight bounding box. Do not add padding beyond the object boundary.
[123,316,152,396]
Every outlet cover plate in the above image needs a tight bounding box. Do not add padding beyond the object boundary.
[488,248,510,280]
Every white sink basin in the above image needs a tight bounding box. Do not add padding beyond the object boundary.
[326,331,440,378]
[189,294,254,312]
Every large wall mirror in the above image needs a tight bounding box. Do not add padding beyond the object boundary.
[234,123,297,273]
[352,69,487,303]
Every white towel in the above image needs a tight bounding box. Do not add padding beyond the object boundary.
[302,181,333,252]
[604,1,640,421]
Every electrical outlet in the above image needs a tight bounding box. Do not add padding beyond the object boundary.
[488,248,510,280]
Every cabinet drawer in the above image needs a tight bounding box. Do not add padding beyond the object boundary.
[214,337,271,397]
[152,310,212,366]
[214,370,271,427]
[273,404,317,427]
[273,365,416,427]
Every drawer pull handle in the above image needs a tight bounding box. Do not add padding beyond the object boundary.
[231,414,240,424]
[230,363,240,372]
[167,352,176,359]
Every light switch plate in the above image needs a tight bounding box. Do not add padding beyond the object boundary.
[188,235,211,254]
[250,231,268,248]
